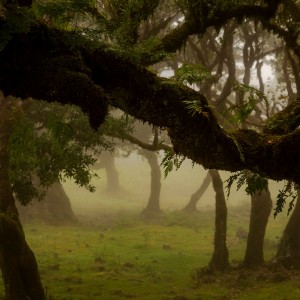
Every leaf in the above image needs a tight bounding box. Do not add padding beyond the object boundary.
[224,170,268,199]
[274,181,297,217]
[173,63,214,85]
[161,149,185,178]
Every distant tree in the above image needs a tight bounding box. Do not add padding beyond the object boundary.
[17,181,77,224]
[276,189,300,268]
[243,187,272,268]
[183,171,211,212]
[94,151,120,193]
[12,99,112,224]
[1,0,300,298]
[115,121,167,217]
[208,170,229,271]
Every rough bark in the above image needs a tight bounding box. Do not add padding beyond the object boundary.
[1,13,300,181]
[142,150,161,216]
[0,95,45,300]
[17,181,77,225]
[208,169,229,271]
[243,187,272,268]
[183,171,211,212]
[276,190,300,269]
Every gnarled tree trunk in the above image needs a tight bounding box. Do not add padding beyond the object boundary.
[183,171,211,212]
[0,95,45,300]
[243,187,272,268]
[142,150,161,216]
[17,181,77,225]
[276,190,300,268]
[94,151,120,193]
[209,169,229,271]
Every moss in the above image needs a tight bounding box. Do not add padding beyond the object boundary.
[264,100,300,135]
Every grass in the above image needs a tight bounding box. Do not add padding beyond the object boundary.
[0,207,296,300]
[0,156,297,299]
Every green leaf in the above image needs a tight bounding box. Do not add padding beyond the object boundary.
[161,149,185,178]
[173,63,214,85]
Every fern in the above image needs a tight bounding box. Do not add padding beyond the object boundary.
[226,81,268,125]
[183,100,204,116]
[274,181,297,217]
[161,149,185,178]
[224,171,243,198]
[173,63,214,85]
[225,170,268,199]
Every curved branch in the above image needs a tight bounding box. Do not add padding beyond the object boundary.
[1,24,300,182]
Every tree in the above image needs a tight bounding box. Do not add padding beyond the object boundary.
[17,181,78,224]
[183,171,211,212]
[243,187,272,267]
[276,189,300,268]
[94,151,120,193]
[1,1,299,181]
[208,170,229,271]
[131,124,163,216]
[0,95,45,299]
[0,95,112,299]
[1,0,300,297]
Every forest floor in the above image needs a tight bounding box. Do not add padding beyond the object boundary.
[2,205,300,300]
[1,157,298,299]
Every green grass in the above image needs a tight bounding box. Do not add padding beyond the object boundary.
[0,206,295,300]
[0,157,296,299]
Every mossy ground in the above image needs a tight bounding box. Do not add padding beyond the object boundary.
[0,156,297,299]
[14,208,300,300]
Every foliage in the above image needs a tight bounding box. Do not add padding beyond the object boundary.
[183,99,204,116]
[273,181,298,217]
[173,63,214,85]
[109,36,168,65]
[225,170,268,199]
[33,0,97,29]
[161,149,185,178]
[103,113,135,140]
[9,101,112,205]
[225,171,299,217]
[227,81,268,125]
[0,7,33,50]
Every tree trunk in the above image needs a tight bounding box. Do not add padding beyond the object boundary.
[17,181,77,225]
[208,169,229,271]
[142,150,161,216]
[0,96,45,300]
[243,187,272,268]
[183,171,211,212]
[276,190,300,268]
[94,151,120,193]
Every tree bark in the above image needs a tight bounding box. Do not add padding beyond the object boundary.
[183,171,211,212]
[209,169,229,271]
[243,187,272,268]
[17,181,77,225]
[142,150,161,216]
[94,152,120,193]
[276,190,300,268]
[2,24,300,181]
[0,95,45,299]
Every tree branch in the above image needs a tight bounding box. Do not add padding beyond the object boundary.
[1,24,300,182]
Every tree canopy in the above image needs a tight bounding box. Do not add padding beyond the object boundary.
[1,0,300,182]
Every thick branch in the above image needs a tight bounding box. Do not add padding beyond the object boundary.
[1,24,300,182]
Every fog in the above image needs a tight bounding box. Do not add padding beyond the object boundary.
[63,152,285,221]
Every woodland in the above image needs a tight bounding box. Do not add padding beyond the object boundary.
[1,0,300,299]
